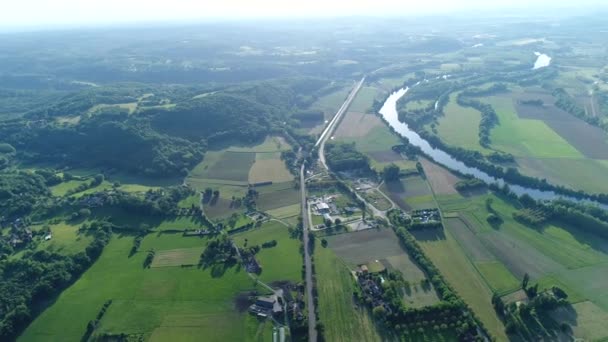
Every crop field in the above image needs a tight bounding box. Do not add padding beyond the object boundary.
[550,301,608,341]
[151,247,202,267]
[333,111,383,138]
[314,244,383,342]
[203,198,242,220]
[187,141,298,219]
[325,229,409,266]
[226,136,291,153]
[411,226,507,340]
[486,95,583,158]
[265,203,300,219]
[434,191,608,339]
[232,221,302,283]
[475,261,520,294]
[436,93,491,153]
[256,187,300,212]
[324,228,441,307]
[513,91,608,159]
[20,234,269,342]
[516,157,608,194]
[443,218,494,262]
[188,136,290,187]
[203,152,255,182]
[349,86,381,113]
[382,254,426,282]
[248,155,293,184]
[382,174,434,210]
[360,189,392,211]
[418,158,459,195]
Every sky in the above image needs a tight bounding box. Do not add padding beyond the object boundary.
[1,0,607,31]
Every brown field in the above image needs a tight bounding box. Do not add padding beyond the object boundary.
[203,198,243,220]
[248,158,293,184]
[333,112,383,138]
[326,229,409,266]
[327,229,442,308]
[513,92,608,159]
[256,188,300,212]
[516,156,608,194]
[419,158,460,195]
[480,231,563,280]
[443,218,495,262]
[204,152,256,182]
[383,255,426,282]
[551,301,608,341]
[382,174,434,211]
[367,150,403,163]
[151,247,202,267]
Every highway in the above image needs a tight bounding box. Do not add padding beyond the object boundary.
[316,77,365,169]
[299,163,316,342]
[299,77,365,342]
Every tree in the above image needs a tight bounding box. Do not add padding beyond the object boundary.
[383,164,400,182]
[324,219,333,229]
[92,174,105,186]
[522,273,530,290]
[78,208,92,218]
[372,305,386,319]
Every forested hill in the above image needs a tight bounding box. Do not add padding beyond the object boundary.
[0,77,332,177]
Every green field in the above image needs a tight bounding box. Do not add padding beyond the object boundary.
[436,93,491,153]
[486,96,583,158]
[151,247,202,267]
[475,261,520,294]
[32,222,93,255]
[314,244,383,342]
[340,126,401,154]
[20,234,269,341]
[349,86,381,113]
[411,226,507,341]
[265,204,300,219]
[435,191,608,339]
[49,179,90,196]
[233,221,302,283]
[516,157,608,194]
[382,175,434,210]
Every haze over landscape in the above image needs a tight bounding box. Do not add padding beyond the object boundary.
[1,1,608,342]
[2,0,608,30]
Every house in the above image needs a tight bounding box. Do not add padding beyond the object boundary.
[249,295,283,317]
[44,234,52,241]
[360,265,369,274]
[316,202,330,214]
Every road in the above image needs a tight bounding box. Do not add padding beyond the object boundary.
[297,78,365,342]
[316,77,365,169]
[299,163,316,342]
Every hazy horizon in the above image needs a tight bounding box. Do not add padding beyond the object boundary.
[2,0,608,32]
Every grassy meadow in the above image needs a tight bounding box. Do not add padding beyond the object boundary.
[232,221,302,283]
[20,234,270,341]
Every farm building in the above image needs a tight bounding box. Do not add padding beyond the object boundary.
[316,202,330,213]
[249,295,283,317]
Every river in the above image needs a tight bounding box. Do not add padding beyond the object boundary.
[378,87,605,207]
[533,52,551,69]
